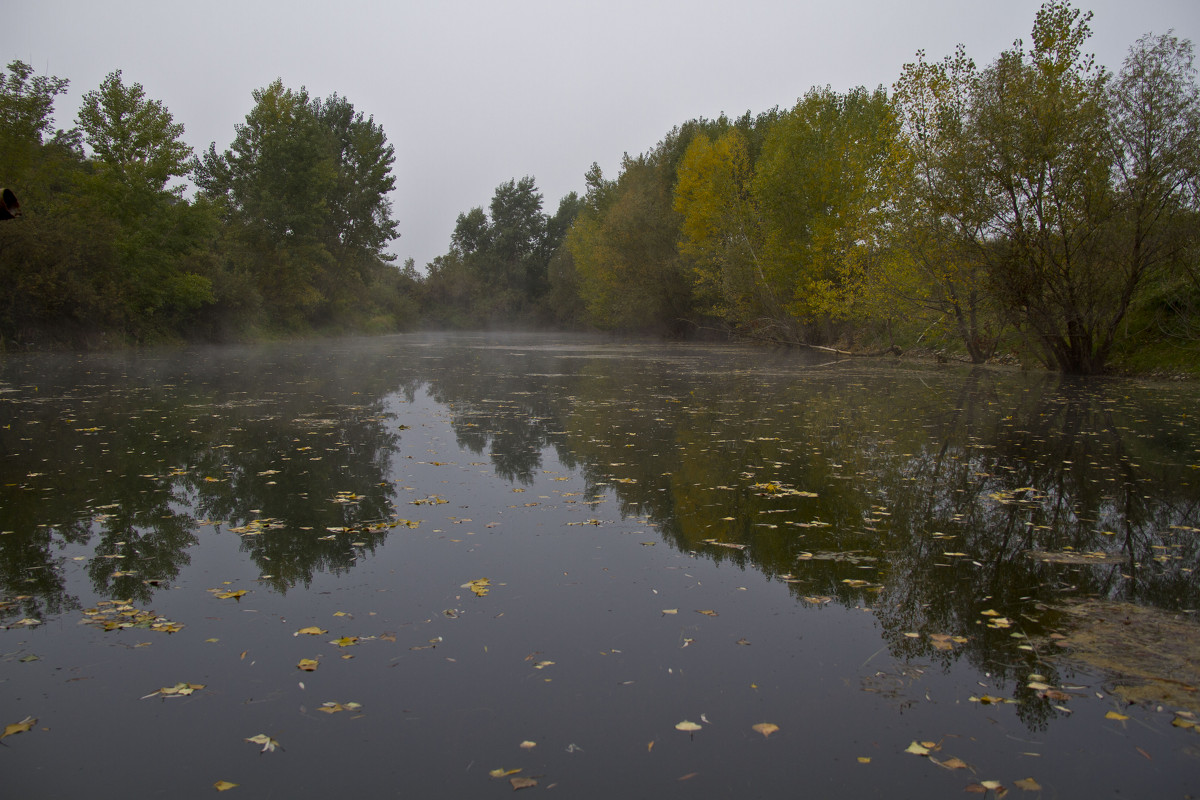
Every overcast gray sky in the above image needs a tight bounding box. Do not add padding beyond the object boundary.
[5,1,1198,270]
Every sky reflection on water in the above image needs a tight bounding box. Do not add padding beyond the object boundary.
[2,333,1198,798]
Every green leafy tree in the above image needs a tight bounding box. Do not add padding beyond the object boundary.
[753,86,902,342]
[1106,31,1200,344]
[568,150,696,333]
[195,80,400,329]
[968,2,1118,373]
[74,70,213,341]
[77,70,192,194]
[675,127,778,329]
[891,46,1004,361]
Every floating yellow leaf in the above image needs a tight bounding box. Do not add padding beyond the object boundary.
[1013,777,1042,791]
[297,659,319,672]
[695,609,718,617]
[905,741,931,756]
[931,756,970,770]
[2,716,36,740]
[295,626,327,636]
[675,720,702,732]
[463,577,491,597]
[213,590,247,600]
[330,636,359,647]
[213,781,238,791]
[752,722,779,738]
[1105,711,1129,721]
[661,609,678,615]
[857,757,871,763]
[489,768,521,778]
[519,740,537,749]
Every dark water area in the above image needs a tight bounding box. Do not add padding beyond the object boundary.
[2,332,1198,798]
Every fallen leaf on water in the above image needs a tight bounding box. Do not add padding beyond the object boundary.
[1013,778,1041,791]
[213,781,238,791]
[330,636,359,647]
[519,740,537,750]
[510,777,537,790]
[463,578,491,597]
[212,590,247,600]
[675,720,702,732]
[489,768,521,778]
[2,716,36,740]
[930,756,970,771]
[857,757,871,763]
[662,609,678,615]
[965,784,988,794]
[752,723,779,738]
[1105,711,1129,721]
[295,626,327,636]
[244,733,279,753]
[147,682,205,698]
[695,609,718,617]
[677,773,699,781]
[317,701,362,714]
[297,659,319,672]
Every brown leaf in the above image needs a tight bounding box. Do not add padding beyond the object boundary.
[1013,777,1042,791]
[751,722,779,738]
[510,776,537,790]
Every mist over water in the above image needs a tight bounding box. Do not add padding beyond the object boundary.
[2,333,1198,797]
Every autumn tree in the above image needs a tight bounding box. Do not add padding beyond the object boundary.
[967,3,1128,373]
[675,126,778,331]
[1106,31,1200,344]
[752,86,902,343]
[568,149,697,334]
[891,46,1004,362]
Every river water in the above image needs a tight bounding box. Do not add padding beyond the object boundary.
[2,332,1198,798]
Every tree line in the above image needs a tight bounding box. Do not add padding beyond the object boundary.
[3,2,1198,374]
[1,67,415,346]
[421,2,1199,374]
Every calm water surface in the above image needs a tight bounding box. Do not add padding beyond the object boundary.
[2,333,1198,798]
